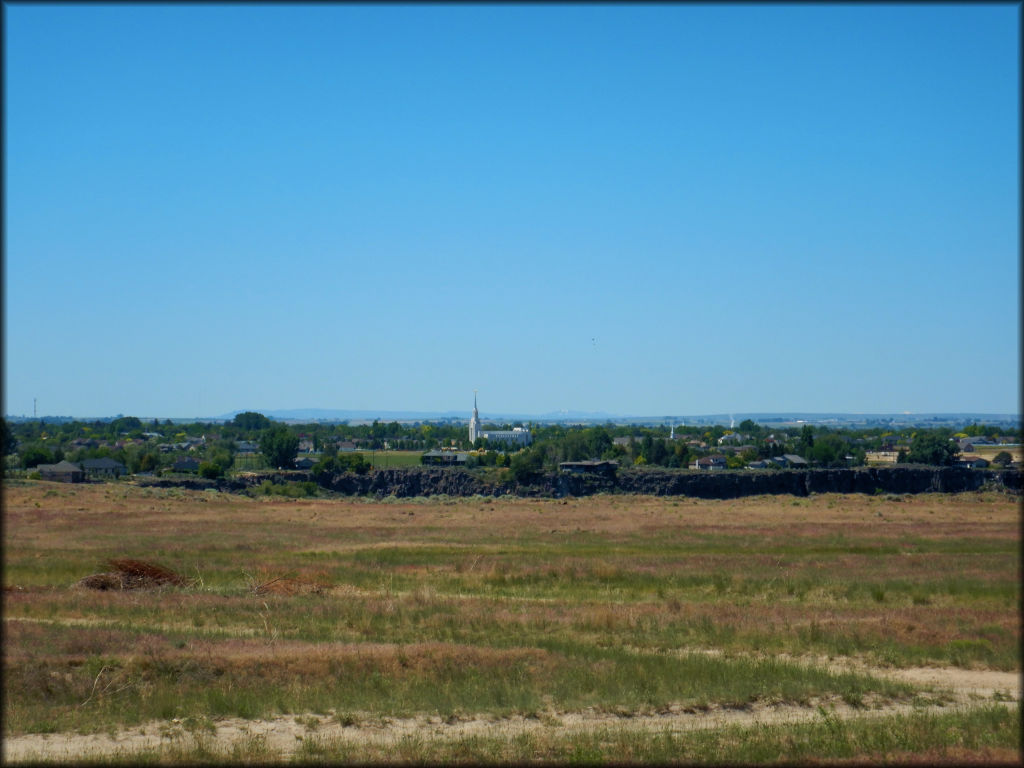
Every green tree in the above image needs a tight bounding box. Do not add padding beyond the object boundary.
[20,444,54,468]
[232,412,272,432]
[198,461,224,479]
[798,425,815,454]
[1,418,15,456]
[510,447,544,483]
[850,447,867,467]
[208,448,234,472]
[312,452,370,480]
[992,451,1013,468]
[260,425,299,469]
[809,434,847,467]
[110,416,143,434]
[903,432,959,466]
[137,451,161,473]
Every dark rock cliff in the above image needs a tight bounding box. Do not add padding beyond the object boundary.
[138,465,1020,498]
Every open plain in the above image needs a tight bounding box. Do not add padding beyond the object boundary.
[2,480,1020,764]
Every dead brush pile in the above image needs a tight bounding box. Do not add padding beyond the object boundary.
[77,558,190,591]
[246,568,329,596]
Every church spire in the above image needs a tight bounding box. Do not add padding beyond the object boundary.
[469,390,480,444]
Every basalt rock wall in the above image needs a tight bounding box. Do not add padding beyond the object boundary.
[319,466,1020,498]
[139,465,1020,498]
[614,466,1021,498]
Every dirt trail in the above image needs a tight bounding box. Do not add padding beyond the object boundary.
[4,667,1018,763]
[780,652,1021,701]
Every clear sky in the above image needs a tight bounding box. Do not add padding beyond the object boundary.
[4,3,1020,419]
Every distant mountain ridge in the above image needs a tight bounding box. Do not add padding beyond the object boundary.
[219,408,618,422]
[7,409,1019,427]
[211,409,1020,427]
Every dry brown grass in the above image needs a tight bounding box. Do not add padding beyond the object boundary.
[3,479,1019,754]
[3,482,1018,542]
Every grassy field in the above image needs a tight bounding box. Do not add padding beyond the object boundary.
[972,444,1022,463]
[2,481,1019,763]
[366,450,424,469]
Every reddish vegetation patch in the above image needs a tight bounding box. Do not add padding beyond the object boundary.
[76,558,188,590]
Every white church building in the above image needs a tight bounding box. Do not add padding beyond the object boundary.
[469,392,532,447]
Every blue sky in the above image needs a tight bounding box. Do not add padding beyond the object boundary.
[4,3,1019,418]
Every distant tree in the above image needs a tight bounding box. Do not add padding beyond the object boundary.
[20,444,53,469]
[232,412,272,432]
[312,452,370,480]
[739,419,758,433]
[208,448,234,472]
[336,452,371,474]
[510,447,544,483]
[850,447,867,467]
[809,434,847,467]
[110,416,143,433]
[992,451,1013,468]
[903,432,958,466]
[798,425,815,454]
[137,451,161,473]
[648,437,668,465]
[260,425,299,469]
[198,461,224,479]
[1,417,14,456]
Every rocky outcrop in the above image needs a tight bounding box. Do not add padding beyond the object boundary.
[317,468,516,497]
[321,466,1020,498]
[137,465,1020,498]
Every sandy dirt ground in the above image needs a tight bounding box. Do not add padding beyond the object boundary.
[4,666,1018,763]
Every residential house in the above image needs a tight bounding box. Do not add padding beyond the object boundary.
[37,460,85,483]
[172,457,201,473]
[421,450,467,467]
[771,454,808,468]
[294,457,317,470]
[690,455,727,470]
[865,451,899,464]
[80,457,127,479]
[559,460,619,476]
[953,455,990,469]
[719,444,756,456]
[958,438,994,452]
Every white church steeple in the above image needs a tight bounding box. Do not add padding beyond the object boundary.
[469,390,481,444]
